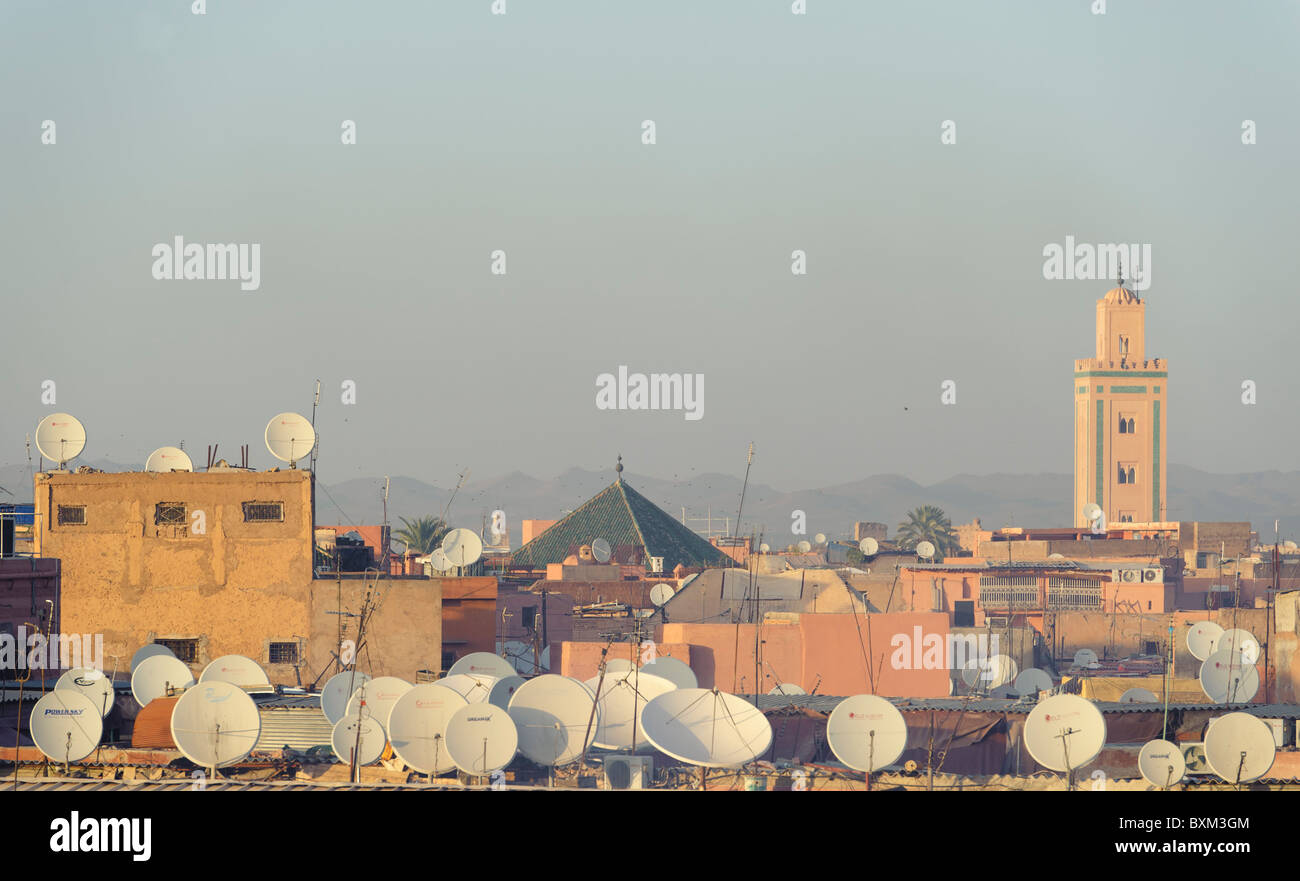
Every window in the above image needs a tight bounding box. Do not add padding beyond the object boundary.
[242,501,284,523]
[953,601,975,627]
[1117,464,1127,484]
[1127,417,1136,433]
[156,638,197,663]
[1118,419,1127,435]
[1143,640,1159,654]
[441,650,456,672]
[155,502,187,526]
[269,641,299,665]
[1128,466,1136,484]
[57,505,86,526]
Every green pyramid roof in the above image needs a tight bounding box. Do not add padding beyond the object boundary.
[510,478,736,571]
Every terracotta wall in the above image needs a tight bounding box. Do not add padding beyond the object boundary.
[309,576,442,681]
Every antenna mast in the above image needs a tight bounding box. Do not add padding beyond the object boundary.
[309,379,321,473]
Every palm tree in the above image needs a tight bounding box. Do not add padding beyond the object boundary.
[393,515,450,555]
[895,505,961,560]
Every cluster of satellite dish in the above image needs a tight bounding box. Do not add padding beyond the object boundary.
[425,528,485,573]
[33,411,318,473]
[1186,621,1262,703]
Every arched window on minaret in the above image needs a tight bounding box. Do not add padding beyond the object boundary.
[1128,467,1136,484]
[1127,417,1136,434]
[1118,463,1127,484]
[1119,419,1127,435]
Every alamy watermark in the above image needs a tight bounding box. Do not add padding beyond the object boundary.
[0,628,103,671]
[151,236,261,291]
[595,366,703,421]
[889,627,1001,678]
[1042,237,1150,291]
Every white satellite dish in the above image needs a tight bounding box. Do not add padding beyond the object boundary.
[264,412,316,466]
[1138,739,1186,788]
[131,654,196,707]
[1199,649,1260,703]
[1023,694,1107,773]
[1186,621,1224,661]
[585,671,676,751]
[170,681,261,769]
[1120,688,1158,704]
[433,673,496,704]
[1048,553,1066,560]
[321,670,372,725]
[961,655,1017,690]
[814,533,827,546]
[604,658,635,675]
[767,683,807,696]
[445,702,518,777]
[199,655,273,692]
[1014,668,1053,697]
[859,537,879,556]
[1082,503,1103,525]
[331,712,387,767]
[442,528,484,568]
[1284,540,1298,552]
[759,543,770,553]
[915,540,936,559]
[144,446,194,472]
[1204,713,1276,784]
[1072,648,1099,668]
[34,413,87,468]
[130,643,175,672]
[448,652,517,680]
[825,694,908,773]
[1218,628,1261,665]
[641,689,772,767]
[591,538,612,563]
[650,583,676,607]
[30,690,102,763]
[507,675,599,766]
[990,685,1017,699]
[55,667,116,718]
[639,656,697,690]
[428,548,453,572]
[488,675,525,710]
[345,676,413,729]
[500,642,550,674]
[387,683,469,774]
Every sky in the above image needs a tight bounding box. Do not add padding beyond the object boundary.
[2,0,1297,492]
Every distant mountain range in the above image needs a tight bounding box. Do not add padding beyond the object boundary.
[4,462,1297,543]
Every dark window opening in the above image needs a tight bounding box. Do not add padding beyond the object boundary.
[1117,464,1127,485]
[243,501,284,523]
[156,638,197,663]
[269,641,299,665]
[953,601,975,627]
[155,503,187,526]
[1143,640,1159,654]
[57,505,86,526]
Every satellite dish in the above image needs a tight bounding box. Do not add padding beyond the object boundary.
[1072,648,1099,668]
[1218,628,1261,665]
[961,655,1017,690]
[1014,668,1053,697]
[130,643,175,672]
[916,540,936,559]
[1023,694,1107,773]
[591,538,612,563]
[585,671,676,751]
[1204,713,1276,784]
[650,583,676,606]
[814,533,827,546]
[767,683,807,696]
[990,685,1017,699]
[55,667,116,718]
[445,702,518,777]
[507,675,599,766]
[170,681,262,769]
[321,670,372,725]
[131,654,196,707]
[30,691,102,764]
[264,412,316,466]
[433,673,496,704]
[35,413,87,468]
[387,684,469,774]
[825,695,908,773]
[1082,503,1103,525]
[1199,648,1260,703]
[488,675,525,710]
[604,658,635,675]
[1284,540,1298,552]
[638,656,697,690]
[1138,739,1186,789]
[796,540,812,553]
[1048,553,1066,560]
[759,543,770,553]
[448,652,517,680]
[859,537,879,556]
[641,689,772,768]
[1186,621,1224,661]
[144,446,194,472]
[500,642,549,674]
[199,655,273,692]
[345,676,413,729]
[1120,687,1158,704]
[331,712,387,766]
[441,528,484,568]
[428,548,453,572]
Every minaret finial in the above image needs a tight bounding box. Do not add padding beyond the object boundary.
[1117,253,1124,289]
[615,454,623,479]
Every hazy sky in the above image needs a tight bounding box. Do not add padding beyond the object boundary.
[3,1,1297,491]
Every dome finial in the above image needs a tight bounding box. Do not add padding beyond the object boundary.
[615,454,623,478]
[1117,253,1124,289]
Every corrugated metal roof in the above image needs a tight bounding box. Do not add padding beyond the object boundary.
[254,702,334,752]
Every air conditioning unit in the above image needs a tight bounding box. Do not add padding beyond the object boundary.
[604,755,653,790]
[1181,743,1209,773]
[1142,567,1163,583]
[986,617,1009,628]
[1121,569,1141,583]
[649,556,664,574]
